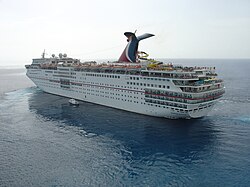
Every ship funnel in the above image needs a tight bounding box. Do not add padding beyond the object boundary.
[118,32,154,63]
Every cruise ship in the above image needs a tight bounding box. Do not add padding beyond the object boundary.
[25,31,225,119]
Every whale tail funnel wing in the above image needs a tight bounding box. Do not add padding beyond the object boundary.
[137,33,154,41]
[118,32,154,63]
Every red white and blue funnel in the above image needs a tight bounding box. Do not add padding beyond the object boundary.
[118,32,154,63]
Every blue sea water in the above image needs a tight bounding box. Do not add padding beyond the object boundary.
[0,59,250,186]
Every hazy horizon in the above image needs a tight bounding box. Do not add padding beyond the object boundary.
[1,0,250,66]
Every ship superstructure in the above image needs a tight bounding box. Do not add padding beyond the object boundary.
[25,32,225,119]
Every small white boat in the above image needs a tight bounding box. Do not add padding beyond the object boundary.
[69,98,79,105]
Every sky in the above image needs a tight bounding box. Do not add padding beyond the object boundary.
[0,0,250,66]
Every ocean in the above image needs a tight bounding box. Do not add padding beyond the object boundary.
[0,59,250,186]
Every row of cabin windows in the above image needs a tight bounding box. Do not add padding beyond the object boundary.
[53,74,74,79]
[84,87,142,95]
[127,82,170,89]
[57,71,70,75]
[57,68,70,71]
[71,81,145,92]
[86,82,144,90]
[86,73,120,79]
[145,94,209,104]
[90,94,140,103]
[146,103,187,112]
[145,99,187,109]
[130,76,170,81]
[143,77,170,81]
[146,90,192,98]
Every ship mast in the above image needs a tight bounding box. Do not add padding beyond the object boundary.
[42,49,45,59]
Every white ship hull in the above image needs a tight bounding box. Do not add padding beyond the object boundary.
[27,68,218,119]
